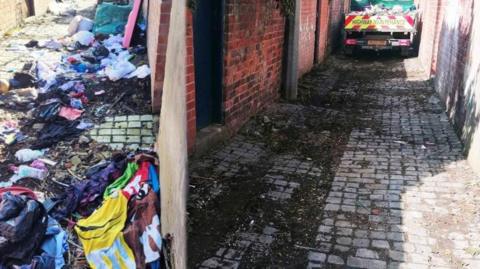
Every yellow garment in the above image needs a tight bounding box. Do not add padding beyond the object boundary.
[75,192,136,269]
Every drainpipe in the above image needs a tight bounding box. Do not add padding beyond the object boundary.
[283,0,300,101]
[314,0,321,63]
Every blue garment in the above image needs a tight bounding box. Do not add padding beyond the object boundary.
[148,164,160,194]
[40,217,68,269]
[18,253,55,269]
[148,260,161,269]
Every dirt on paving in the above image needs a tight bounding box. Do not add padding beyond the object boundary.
[187,51,433,268]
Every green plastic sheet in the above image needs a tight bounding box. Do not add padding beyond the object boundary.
[93,3,133,35]
[351,0,415,11]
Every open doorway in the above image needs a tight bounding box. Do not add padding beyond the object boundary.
[193,0,224,129]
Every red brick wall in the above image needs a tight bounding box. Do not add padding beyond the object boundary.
[298,0,317,77]
[186,11,196,151]
[223,0,285,132]
[149,0,171,112]
[150,0,347,151]
[416,0,448,76]
[343,0,350,14]
[148,1,196,150]
[435,0,474,133]
[316,0,330,63]
[429,0,480,172]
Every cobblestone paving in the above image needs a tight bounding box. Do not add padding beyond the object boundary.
[263,155,321,201]
[307,74,480,267]
[199,226,278,268]
[189,56,480,268]
[88,115,157,150]
[189,107,329,268]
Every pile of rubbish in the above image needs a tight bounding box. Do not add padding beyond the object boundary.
[0,153,166,268]
[349,4,417,16]
[0,0,150,112]
[0,1,167,268]
[0,0,152,184]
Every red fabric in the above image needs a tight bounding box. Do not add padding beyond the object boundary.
[0,187,37,200]
[121,161,150,198]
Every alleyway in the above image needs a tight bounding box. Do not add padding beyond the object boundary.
[188,54,480,268]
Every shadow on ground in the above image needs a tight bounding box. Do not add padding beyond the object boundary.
[187,51,480,268]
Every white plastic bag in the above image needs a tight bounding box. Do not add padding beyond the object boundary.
[126,65,151,79]
[105,61,136,81]
[68,16,94,36]
[15,149,45,163]
[73,31,95,46]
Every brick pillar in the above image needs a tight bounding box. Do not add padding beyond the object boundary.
[186,11,196,152]
[315,0,330,63]
[149,0,172,112]
[416,0,448,76]
[148,1,196,152]
[298,0,318,77]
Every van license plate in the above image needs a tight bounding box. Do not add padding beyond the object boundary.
[368,40,387,46]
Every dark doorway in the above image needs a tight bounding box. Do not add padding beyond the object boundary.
[193,0,224,129]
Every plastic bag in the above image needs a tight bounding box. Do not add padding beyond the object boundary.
[73,31,95,46]
[93,3,133,35]
[105,61,136,81]
[10,165,48,181]
[15,149,45,162]
[126,65,151,79]
[37,61,57,91]
[68,15,94,36]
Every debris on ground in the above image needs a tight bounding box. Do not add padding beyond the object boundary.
[0,0,165,268]
[187,53,480,268]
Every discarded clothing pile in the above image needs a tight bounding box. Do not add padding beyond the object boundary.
[0,152,163,268]
[45,153,163,268]
[49,153,128,219]
[0,120,24,145]
[0,0,151,151]
[0,188,68,269]
[73,154,162,269]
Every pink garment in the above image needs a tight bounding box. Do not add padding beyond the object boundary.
[59,107,83,121]
[122,0,142,48]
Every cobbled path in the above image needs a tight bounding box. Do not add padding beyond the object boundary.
[307,61,480,268]
[189,56,480,268]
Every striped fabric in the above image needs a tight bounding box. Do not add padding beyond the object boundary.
[75,192,136,269]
